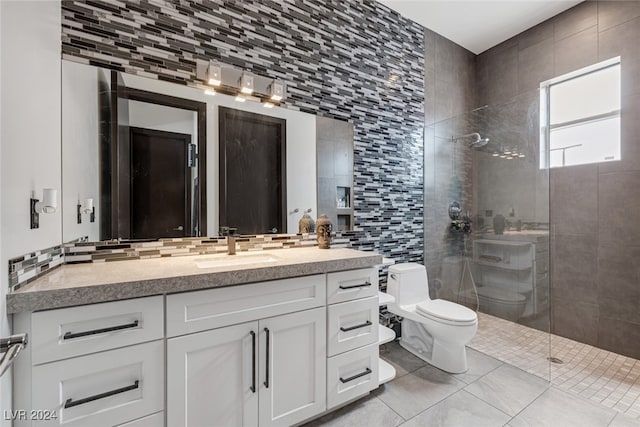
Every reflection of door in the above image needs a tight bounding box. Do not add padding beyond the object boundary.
[219,107,286,235]
[130,127,191,239]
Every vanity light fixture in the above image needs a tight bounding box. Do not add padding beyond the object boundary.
[207,61,222,86]
[30,188,57,229]
[491,153,499,157]
[518,154,526,158]
[239,71,254,95]
[268,80,285,101]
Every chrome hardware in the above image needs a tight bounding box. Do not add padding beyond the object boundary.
[173,225,184,231]
[0,333,28,378]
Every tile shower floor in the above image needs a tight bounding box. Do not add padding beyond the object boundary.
[305,313,640,427]
[470,312,640,420]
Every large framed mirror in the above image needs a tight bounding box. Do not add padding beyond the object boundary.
[61,60,320,242]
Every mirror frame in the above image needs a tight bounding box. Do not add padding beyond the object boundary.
[110,79,208,237]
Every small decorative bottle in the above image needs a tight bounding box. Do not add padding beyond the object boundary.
[316,215,332,249]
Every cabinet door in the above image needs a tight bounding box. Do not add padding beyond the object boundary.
[167,322,259,427]
[258,307,326,427]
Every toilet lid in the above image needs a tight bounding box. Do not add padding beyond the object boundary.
[477,286,526,303]
[416,299,477,324]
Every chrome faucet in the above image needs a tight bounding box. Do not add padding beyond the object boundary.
[227,236,236,255]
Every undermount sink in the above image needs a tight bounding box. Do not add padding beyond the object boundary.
[195,253,279,269]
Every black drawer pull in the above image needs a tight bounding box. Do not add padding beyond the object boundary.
[64,380,139,409]
[264,328,270,389]
[339,281,371,290]
[250,331,256,393]
[340,368,372,384]
[63,320,139,340]
[340,320,372,332]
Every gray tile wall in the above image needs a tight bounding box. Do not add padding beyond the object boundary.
[423,31,477,299]
[61,0,425,262]
[476,1,640,358]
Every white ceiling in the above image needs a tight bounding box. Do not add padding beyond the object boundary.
[378,0,583,54]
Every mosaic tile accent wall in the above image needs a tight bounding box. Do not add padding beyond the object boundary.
[8,232,360,291]
[60,0,425,263]
[8,245,64,291]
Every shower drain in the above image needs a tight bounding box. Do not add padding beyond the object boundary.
[547,357,564,364]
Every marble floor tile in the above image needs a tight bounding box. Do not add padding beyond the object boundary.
[380,341,427,378]
[400,390,511,427]
[303,394,403,427]
[509,387,617,427]
[464,364,549,416]
[609,413,640,427]
[377,364,466,420]
[453,348,504,385]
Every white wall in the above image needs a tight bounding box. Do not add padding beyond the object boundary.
[0,1,61,421]
[62,61,100,242]
[128,100,198,138]
[119,73,317,235]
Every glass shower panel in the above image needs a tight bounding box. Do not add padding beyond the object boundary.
[424,89,550,381]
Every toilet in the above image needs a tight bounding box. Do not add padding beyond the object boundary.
[387,263,478,373]
[476,286,527,322]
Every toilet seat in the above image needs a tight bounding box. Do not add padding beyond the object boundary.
[477,286,526,305]
[416,299,477,326]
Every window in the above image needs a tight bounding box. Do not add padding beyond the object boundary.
[540,58,621,168]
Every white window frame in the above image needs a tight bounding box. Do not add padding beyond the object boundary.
[539,57,621,169]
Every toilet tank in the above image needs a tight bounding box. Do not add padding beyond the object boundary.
[387,263,429,307]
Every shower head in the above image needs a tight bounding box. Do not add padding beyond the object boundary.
[451,132,490,148]
[470,137,490,148]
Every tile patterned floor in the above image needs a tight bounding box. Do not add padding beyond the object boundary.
[305,313,640,427]
[469,313,640,420]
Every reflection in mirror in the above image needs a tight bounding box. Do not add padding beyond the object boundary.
[316,116,354,232]
[62,60,318,242]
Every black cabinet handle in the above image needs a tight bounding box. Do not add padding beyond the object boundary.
[340,320,372,332]
[63,320,139,340]
[263,328,270,389]
[339,281,371,290]
[64,380,139,409]
[340,368,372,384]
[250,331,256,393]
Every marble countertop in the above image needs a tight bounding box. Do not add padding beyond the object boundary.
[7,247,382,313]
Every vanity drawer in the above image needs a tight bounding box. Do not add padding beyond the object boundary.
[327,268,378,304]
[31,296,164,365]
[327,343,379,409]
[32,340,164,427]
[166,274,325,337]
[115,412,164,427]
[327,296,378,356]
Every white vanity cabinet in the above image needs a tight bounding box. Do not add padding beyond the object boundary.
[13,296,165,427]
[12,264,383,427]
[325,268,380,409]
[166,275,327,427]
